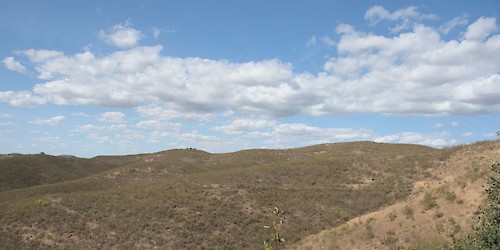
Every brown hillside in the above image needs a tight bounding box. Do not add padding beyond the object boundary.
[290,140,500,249]
[0,154,118,192]
[0,141,472,249]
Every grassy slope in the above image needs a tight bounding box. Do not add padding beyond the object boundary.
[290,140,500,249]
[0,142,458,249]
[0,154,119,192]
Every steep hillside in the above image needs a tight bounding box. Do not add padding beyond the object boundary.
[0,154,119,192]
[291,140,500,249]
[0,142,458,249]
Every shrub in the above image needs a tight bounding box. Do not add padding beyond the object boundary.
[403,205,414,219]
[388,212,397,221]
[421,192,438,210]
[37,199,50,207]
[449,163,500,249]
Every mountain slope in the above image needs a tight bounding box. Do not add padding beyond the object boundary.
[290,140,500,249]
[0,142,461,249]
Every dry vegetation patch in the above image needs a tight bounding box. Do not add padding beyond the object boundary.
[2,141,498,249]
[290,140,500,250]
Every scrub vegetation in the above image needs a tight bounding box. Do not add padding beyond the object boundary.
[1,140,499,249]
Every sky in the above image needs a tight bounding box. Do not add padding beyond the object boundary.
[1,0,499,157]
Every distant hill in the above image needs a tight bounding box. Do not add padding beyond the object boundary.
[0,154,118,192]
[1,141,497,249]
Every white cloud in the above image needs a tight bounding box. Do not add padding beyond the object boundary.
[213,118,278,134]
[365,5,438,33]
[99,22,142,48]
[73,112,91,118]
[440,15,469,34]
[431,123,444,128]
[0,91,46,107]
[87,133,112,144]
[135,119,182,131]
[374,132,457,148]
[75,123,127,132]
[1,12,499,118]
[20,49,64,63]
[0,113,12,118]
[2,57,27,74]
[463,16,497,41]
[0,121,16,126]
[98,112,126,123]
[29,115,65,126]
[321,36,336,46]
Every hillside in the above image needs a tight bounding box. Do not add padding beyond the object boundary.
[1,141,494,249]
[0,154,119,192]
[291,140,500,249]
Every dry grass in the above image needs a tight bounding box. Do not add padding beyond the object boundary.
[290,140,500,250]
[2,141,498,249]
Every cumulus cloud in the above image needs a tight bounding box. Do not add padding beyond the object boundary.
[374,132,457,148]
[1,12,499,119]
[464,16,497,41]
[2,57,27,74]
[0,91,46,107]
[29,115,65,126]
[98,112,127,123]
[213,118,278,134]
[20,49,64,63]
[99,22,142,48]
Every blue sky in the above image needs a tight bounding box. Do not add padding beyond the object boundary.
[1,0,499,157]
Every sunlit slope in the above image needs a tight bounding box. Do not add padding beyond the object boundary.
[0,141,456,249]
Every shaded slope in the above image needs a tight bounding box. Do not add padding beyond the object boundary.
[0,142,456,249]
[0,154,118,192]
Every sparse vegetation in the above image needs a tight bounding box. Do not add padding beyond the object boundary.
[388,212,397,221]
[37,198,49,207]
[2,141,498,249]
[403,205,414,219]
[421,191,438,210]
[263,207,286,250]
[449,163,500,249]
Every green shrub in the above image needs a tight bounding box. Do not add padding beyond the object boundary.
[37,199,50,207]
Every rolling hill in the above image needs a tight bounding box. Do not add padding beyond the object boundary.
[0,154,119,192]
[0,141,498,249]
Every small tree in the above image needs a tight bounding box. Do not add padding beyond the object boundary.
[264,207,286,250]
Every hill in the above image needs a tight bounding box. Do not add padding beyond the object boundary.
[1,141,497,249]
[290,140,500,249]
[0,154,119,192]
